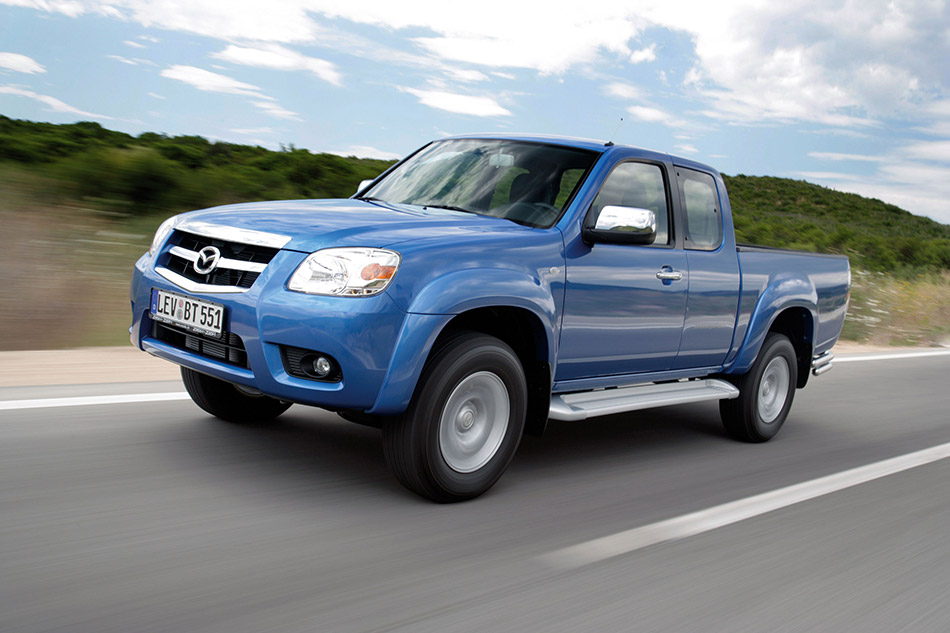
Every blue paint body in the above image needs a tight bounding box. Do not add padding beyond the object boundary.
[129,134,850,416]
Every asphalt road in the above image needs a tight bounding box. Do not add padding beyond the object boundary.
[2,353,950,633]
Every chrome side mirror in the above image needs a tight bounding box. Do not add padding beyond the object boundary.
[585,205,657,245]
[356,179,375,195]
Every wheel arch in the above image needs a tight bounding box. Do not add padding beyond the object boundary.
[368,300,555,428]
[432,306,552,436]
[767,307,815,388]
[725,273,818,387]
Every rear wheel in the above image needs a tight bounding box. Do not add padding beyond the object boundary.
[720,333,797,442]
[181,367,291,423]
[383,331,527,503]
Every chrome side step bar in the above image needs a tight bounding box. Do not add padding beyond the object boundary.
[812,351,834,376]
[549,379,740,422]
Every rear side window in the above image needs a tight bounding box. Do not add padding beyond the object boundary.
[677,168,722,251]
[590,162,670,246]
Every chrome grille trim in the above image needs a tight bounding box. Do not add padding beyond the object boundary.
[156,267,250,294]
[176,220,292,249]
[169,246,267,273]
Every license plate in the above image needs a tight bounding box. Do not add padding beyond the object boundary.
[150,289,224,338]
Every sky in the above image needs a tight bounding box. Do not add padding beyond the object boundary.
[1,0,949,224]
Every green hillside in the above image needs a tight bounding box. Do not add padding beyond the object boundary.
[725,175,950,272]
[0,116,947,349]
[0,115,395,208]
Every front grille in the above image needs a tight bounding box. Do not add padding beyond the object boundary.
[152,319,249,368]
[161,230,280,290]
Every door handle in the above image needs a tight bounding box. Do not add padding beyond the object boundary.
[656,269,684,281]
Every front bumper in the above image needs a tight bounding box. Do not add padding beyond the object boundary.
[130,249,413,412]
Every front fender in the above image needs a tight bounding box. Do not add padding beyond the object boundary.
[725,273,817,374]
[367,268,560,414]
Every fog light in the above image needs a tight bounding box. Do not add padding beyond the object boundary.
[283,347,342,382]
[312,356,332,377]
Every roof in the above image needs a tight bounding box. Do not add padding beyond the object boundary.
[438,132,720,175]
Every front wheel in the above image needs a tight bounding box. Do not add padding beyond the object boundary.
[719,333,797,442]
[181,367,291,423]
[382,331,527,502]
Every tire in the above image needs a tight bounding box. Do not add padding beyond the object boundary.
[382,331,527,503]
[719,333,797,442]
[181,367,291,423]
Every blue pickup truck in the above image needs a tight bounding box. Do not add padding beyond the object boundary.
[130,134,850,501]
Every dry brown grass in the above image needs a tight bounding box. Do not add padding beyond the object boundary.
[0,168,151,350]
[843,270,950,346]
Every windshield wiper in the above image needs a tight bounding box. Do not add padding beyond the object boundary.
[423,204,477,214]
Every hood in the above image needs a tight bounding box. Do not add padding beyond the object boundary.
[180,198,536,253]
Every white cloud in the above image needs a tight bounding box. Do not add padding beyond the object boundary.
[0,52,46,74]
[641,1,947,127]
[629,44,656,64]
[808,152,886,162]
[605,82,640,100]
[445,68,489,83]
[401,87,511,117]
[147,91,165,99]
[138,34,159,42]
[107,54,137,65]
[627,104,685,127]
[160,64,301,119]
[902,140,950,163]
[251,100,300,120]
[2,0,86,18]
[330,145,402,160]
[212,44,341,86]
[231,126,273,134]
[160,65,269,98]
[0,85,110,118]
[627,105,666,122]
[123,39,145,49]
[675,143,698,154]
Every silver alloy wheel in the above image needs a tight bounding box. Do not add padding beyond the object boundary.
[757,356,790,423]
[438,371,510,473]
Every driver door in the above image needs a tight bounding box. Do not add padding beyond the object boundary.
[556,160,688,381]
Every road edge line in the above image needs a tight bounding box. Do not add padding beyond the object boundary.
[835,349,950,363]
[0,392,190,411]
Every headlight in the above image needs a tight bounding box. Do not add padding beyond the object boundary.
[149,214,181,256]
[288,248,401,296]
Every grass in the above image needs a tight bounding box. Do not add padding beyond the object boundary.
[842,270,950,346]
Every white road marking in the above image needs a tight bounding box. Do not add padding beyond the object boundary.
[836,349,950,363]
[0,392,190,411]
[541,441,950,570]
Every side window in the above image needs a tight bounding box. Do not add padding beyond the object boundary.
[590,162,670,245]
[678,168,722,251]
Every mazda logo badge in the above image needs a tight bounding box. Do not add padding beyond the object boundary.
[193,246,222,274]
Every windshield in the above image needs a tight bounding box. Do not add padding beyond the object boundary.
[362,139,599,228]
